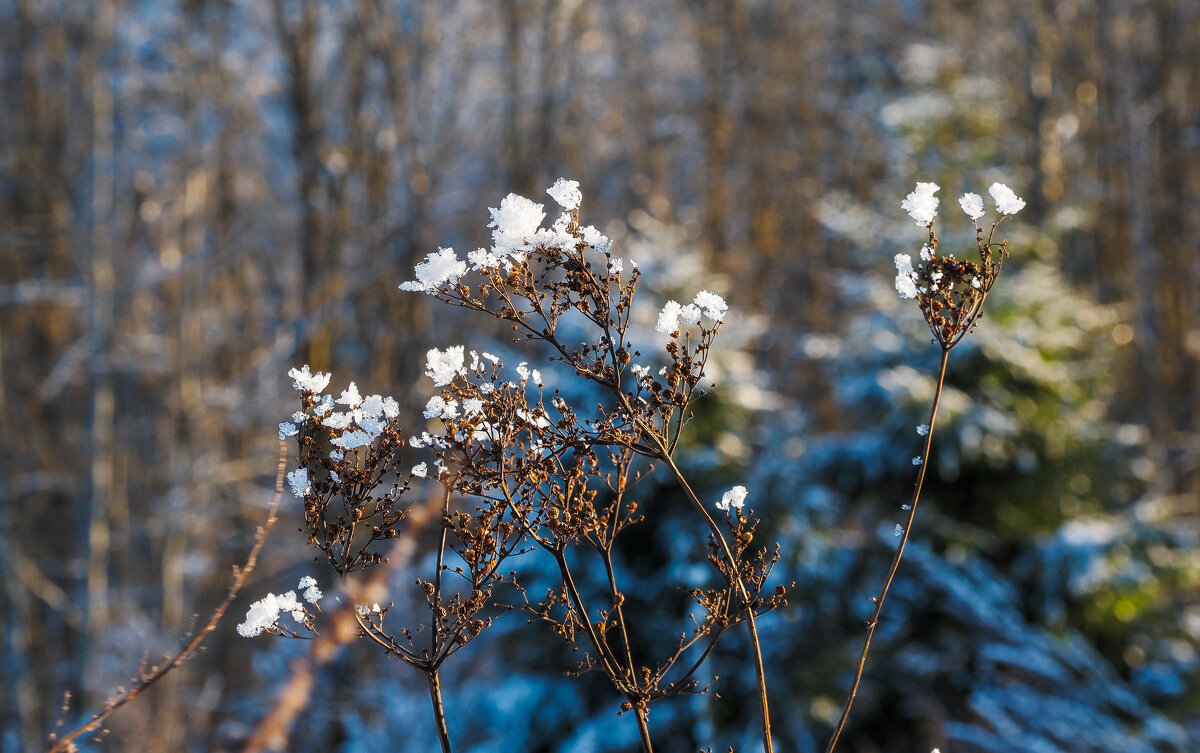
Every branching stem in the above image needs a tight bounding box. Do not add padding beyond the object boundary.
[662,455,774,753]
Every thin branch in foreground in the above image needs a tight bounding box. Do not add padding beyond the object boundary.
[45,442,289,753]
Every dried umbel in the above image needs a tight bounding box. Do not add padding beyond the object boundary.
[894,182,1025,349]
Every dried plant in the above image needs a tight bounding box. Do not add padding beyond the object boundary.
[237,178,1023,753]
[824,181,1026,753]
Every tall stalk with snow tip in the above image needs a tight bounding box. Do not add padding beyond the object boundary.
[825,181,1025,753]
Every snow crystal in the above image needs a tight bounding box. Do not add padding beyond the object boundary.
[894,254,919,299]
[425,346,466,387]
[656,300,684,335]
[716,485,748,511]
[331,430,374,449]
[580,225,612,253]
[959,192,985,220]
[423,395,459,420]
[467,247,503,271]
[399,247,468,293]
[411,462,428,478]
[489,194,546,255]
[336,382,362,408]
[988,182,1026,215]
[288,365,331,393]
[287,469,310,498]
[901,181,940,226]
[693,290,728,321]
[278,422,298,441]
[547,178,582,210]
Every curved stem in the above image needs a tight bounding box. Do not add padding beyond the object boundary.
[662,456,774,753]
[825,346,950,753]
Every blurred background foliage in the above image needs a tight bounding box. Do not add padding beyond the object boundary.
[1,0,1198,751]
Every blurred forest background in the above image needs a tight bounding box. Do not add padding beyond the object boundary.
[2,0,1199,751]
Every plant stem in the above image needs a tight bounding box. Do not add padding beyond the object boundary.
[634,704,655,753]
[427,670,453,753]
[663,456,774,753]
[825,346,951,753]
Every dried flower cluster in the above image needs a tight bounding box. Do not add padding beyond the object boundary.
[895,181,1025,349]
[242,179,785,753]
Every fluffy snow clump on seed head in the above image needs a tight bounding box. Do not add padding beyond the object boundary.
[547,178,582,211]
[901,181,940,226]
[656,300,684,335]
[399,247,468,293]
[288,364,331,393]
[488,194,546,256]
[425,346,466,387]
[716,485,748,512]
[894,253,919,299]
[988,182,1026,215]
[959,192,985,220]
[693,290,728,321]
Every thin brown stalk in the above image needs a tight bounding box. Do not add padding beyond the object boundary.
[634,704,655,753]
[46,442,289,753]
[427,670,453,753]
[661,455,774,753]
[824,346,950,753]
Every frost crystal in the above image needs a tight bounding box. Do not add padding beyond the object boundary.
[411,462,428,478]
[425,346,466,387]
[236,591,305,637]
[680,303,702,325]
[288,365,332,394]
[656,300,684,335]
[287,468,310,498]
[547,178,582,210]
[331,430,374,449]
[278,422,298,441]
[423,395,459,420]
[959,192,985,220]
[693,290,728,321]
[608,258,623,274]
[894,254,919,299]
[467,247,502,271]
[489,194,546,255]
[336,382,362,408]
[716,485,748,511]
[901,181,940,226]
[916,424,929,436]
[399,247,468,293]
[581,225,612,253]
[988,182,1026,215]
[298,577,323,604]
[894,524,904,536]
[912,456,923,465]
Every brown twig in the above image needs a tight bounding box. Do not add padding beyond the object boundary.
[45,441,289,753]
[825,346,951,753]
